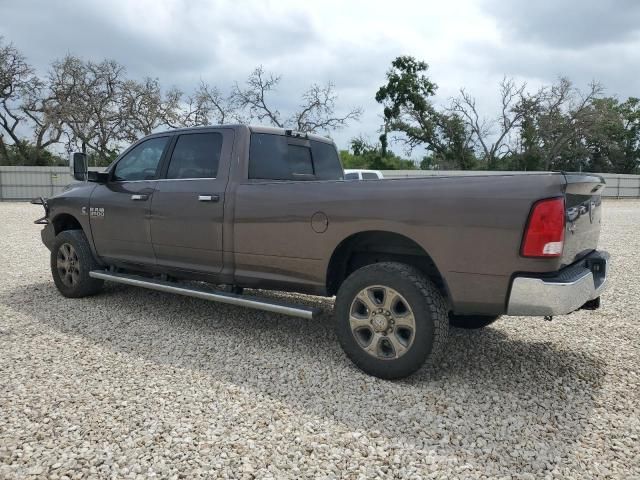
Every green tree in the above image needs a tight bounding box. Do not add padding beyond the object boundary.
[617,97,640,173]
[535,79,603,170]
[503,96,544,171]
[87,150,119,168]
[579,97,640,173]
[340,137,417,170]
[504,94,639,174]
[375,56,476,169]
[1,142,66,166]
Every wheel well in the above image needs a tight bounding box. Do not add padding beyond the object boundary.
[326,231,450,302]
[52,214,82,235]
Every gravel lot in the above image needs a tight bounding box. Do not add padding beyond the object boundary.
[1,200,639,479]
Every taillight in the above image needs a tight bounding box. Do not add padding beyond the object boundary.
[521,197,565,257]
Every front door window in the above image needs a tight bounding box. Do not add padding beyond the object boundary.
[112,137,168,181]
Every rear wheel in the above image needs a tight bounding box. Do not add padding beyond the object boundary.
[449,314,500,329]
[51,230,104,298]
[335,262,448,379]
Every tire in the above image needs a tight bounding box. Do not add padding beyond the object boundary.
[51,230,104,298]
[335,262,448,379]
[449,314,500,329]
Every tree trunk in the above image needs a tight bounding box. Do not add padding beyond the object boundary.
[0,136,8,164]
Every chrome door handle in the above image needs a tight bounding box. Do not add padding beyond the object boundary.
[131,194,148,201]
[198,194,219,202]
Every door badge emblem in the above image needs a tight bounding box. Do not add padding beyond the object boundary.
[90,207,105,218]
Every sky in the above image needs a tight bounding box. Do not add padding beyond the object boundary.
[1,0,639,155]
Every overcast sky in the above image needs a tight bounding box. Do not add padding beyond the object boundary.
[1,0,639,153]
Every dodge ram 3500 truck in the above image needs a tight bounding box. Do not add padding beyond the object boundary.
[33,125,609,379]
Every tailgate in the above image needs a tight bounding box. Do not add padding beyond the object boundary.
[562,173,606,266]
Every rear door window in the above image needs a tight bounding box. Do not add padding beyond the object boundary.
[344,172,360,180]
[166,132,223,179]
[362,172,379,180]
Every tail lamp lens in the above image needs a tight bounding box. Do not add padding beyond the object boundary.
[521,197,565,257]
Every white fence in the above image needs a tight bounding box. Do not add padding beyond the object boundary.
[0,166,639,200]
[0,166,101,201]
[380,170,640,198]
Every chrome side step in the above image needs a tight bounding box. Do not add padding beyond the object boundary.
[89,270,319,320]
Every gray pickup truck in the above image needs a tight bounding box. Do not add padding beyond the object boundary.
[33,125,609,379]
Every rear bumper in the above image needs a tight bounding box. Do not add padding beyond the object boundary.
[507,250,609,316]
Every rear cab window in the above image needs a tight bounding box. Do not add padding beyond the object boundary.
[249,133,343,181]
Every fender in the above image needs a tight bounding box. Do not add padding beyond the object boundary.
[44,182,101,260]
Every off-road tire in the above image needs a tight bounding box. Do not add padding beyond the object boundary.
[335,262,449,379]
[51,230,104,298]
[449,314,500,329]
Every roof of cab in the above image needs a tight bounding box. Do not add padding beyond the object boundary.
[248,125,334,144]
[151,124,335,145]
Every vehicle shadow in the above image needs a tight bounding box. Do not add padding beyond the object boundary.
[3,281,606,468]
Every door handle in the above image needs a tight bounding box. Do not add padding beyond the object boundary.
[198,194,220,202]
[131,194,148,201]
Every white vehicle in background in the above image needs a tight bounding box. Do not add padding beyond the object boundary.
[344,169,384,180]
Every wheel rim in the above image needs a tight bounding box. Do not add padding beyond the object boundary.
[56,243,80,287]
[349,285,416,360]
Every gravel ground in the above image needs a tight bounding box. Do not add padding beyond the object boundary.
[0,200,639,480]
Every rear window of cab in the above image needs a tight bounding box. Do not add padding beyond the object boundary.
[249,133,343,181]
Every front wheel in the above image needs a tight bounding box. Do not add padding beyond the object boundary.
[51,230,104,298]
[335,262,449,379]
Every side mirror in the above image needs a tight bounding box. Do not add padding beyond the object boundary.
[69,152,88,181]
[87,171,109,183]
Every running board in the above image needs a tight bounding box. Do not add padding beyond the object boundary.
[89,270,319,320]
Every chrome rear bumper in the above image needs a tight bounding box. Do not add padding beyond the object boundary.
[507,251,609,316]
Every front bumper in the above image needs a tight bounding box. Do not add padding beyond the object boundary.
[41,223,56,251]
[507,250,609,316]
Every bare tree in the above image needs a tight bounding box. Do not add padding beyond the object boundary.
[292,82,362,132]
[187,80,237,126]
[49,56,95,155]
[0,38,34,161]
[232,65,361,133]
[232,66,283,127]
[4,39,360,166]
[50,56,127,161]
[21,76,64,162]
[451,77,532,168]
[120,77,182,141]
[0,38,63,164]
